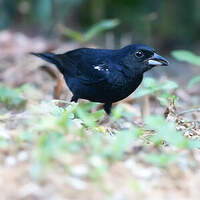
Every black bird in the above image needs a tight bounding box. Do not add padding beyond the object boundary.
[31,44,168,114]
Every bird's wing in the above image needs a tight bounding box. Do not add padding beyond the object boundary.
[78,62,111,84]
[59,49,113,84]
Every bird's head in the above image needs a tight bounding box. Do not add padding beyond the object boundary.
[121,44,169,74]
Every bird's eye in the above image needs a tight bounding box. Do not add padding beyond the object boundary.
[135,51,144,58]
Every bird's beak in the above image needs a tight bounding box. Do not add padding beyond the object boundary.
[147,53,169,66]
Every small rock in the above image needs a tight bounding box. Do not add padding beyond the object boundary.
[17,151,28,162]
[67,177,87,190]
[5,156,16,166]
[71,164,89,177]
[89,156,104,167]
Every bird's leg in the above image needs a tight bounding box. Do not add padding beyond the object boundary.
[100,103,115,135]
[104,102,112,115]
[99,103,112,125]
[71,96,78,103]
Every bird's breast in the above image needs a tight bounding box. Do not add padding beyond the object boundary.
[105,74,143,102]
[85,72,143,103]
[66,73,143,103]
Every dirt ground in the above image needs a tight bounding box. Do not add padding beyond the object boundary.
[0,31,200,200]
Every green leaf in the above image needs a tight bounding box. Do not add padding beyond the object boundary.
[112,104,125,119]
[145,115,200,149]
[0,84,26,108]
[187,75,200,88]
[58,25,84,42]
[60,19,119,42]
[156,96,169,106]
[145,153,177,167]
[133,77,178,98]
[35,132,67,163]
[171,50,200,66]
[102,128,142,161]
[159,81,178,90]
[84,19,120,41]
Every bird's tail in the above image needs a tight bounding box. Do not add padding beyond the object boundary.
[31,52,61,67]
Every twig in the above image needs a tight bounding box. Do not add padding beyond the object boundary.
[141,95,150,117]
[40,65,64,99]
[178,108,200,116]
[52,99,73,105]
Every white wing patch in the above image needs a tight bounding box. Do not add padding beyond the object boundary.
[94,66,101,71]
[93,64,109,72]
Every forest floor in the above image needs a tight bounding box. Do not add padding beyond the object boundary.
[0,31,200,200]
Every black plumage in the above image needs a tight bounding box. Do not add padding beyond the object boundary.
[31,44,168,114]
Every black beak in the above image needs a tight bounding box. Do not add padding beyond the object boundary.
[147,53,169,66]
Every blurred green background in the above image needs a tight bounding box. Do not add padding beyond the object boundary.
[0,0,200,50]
